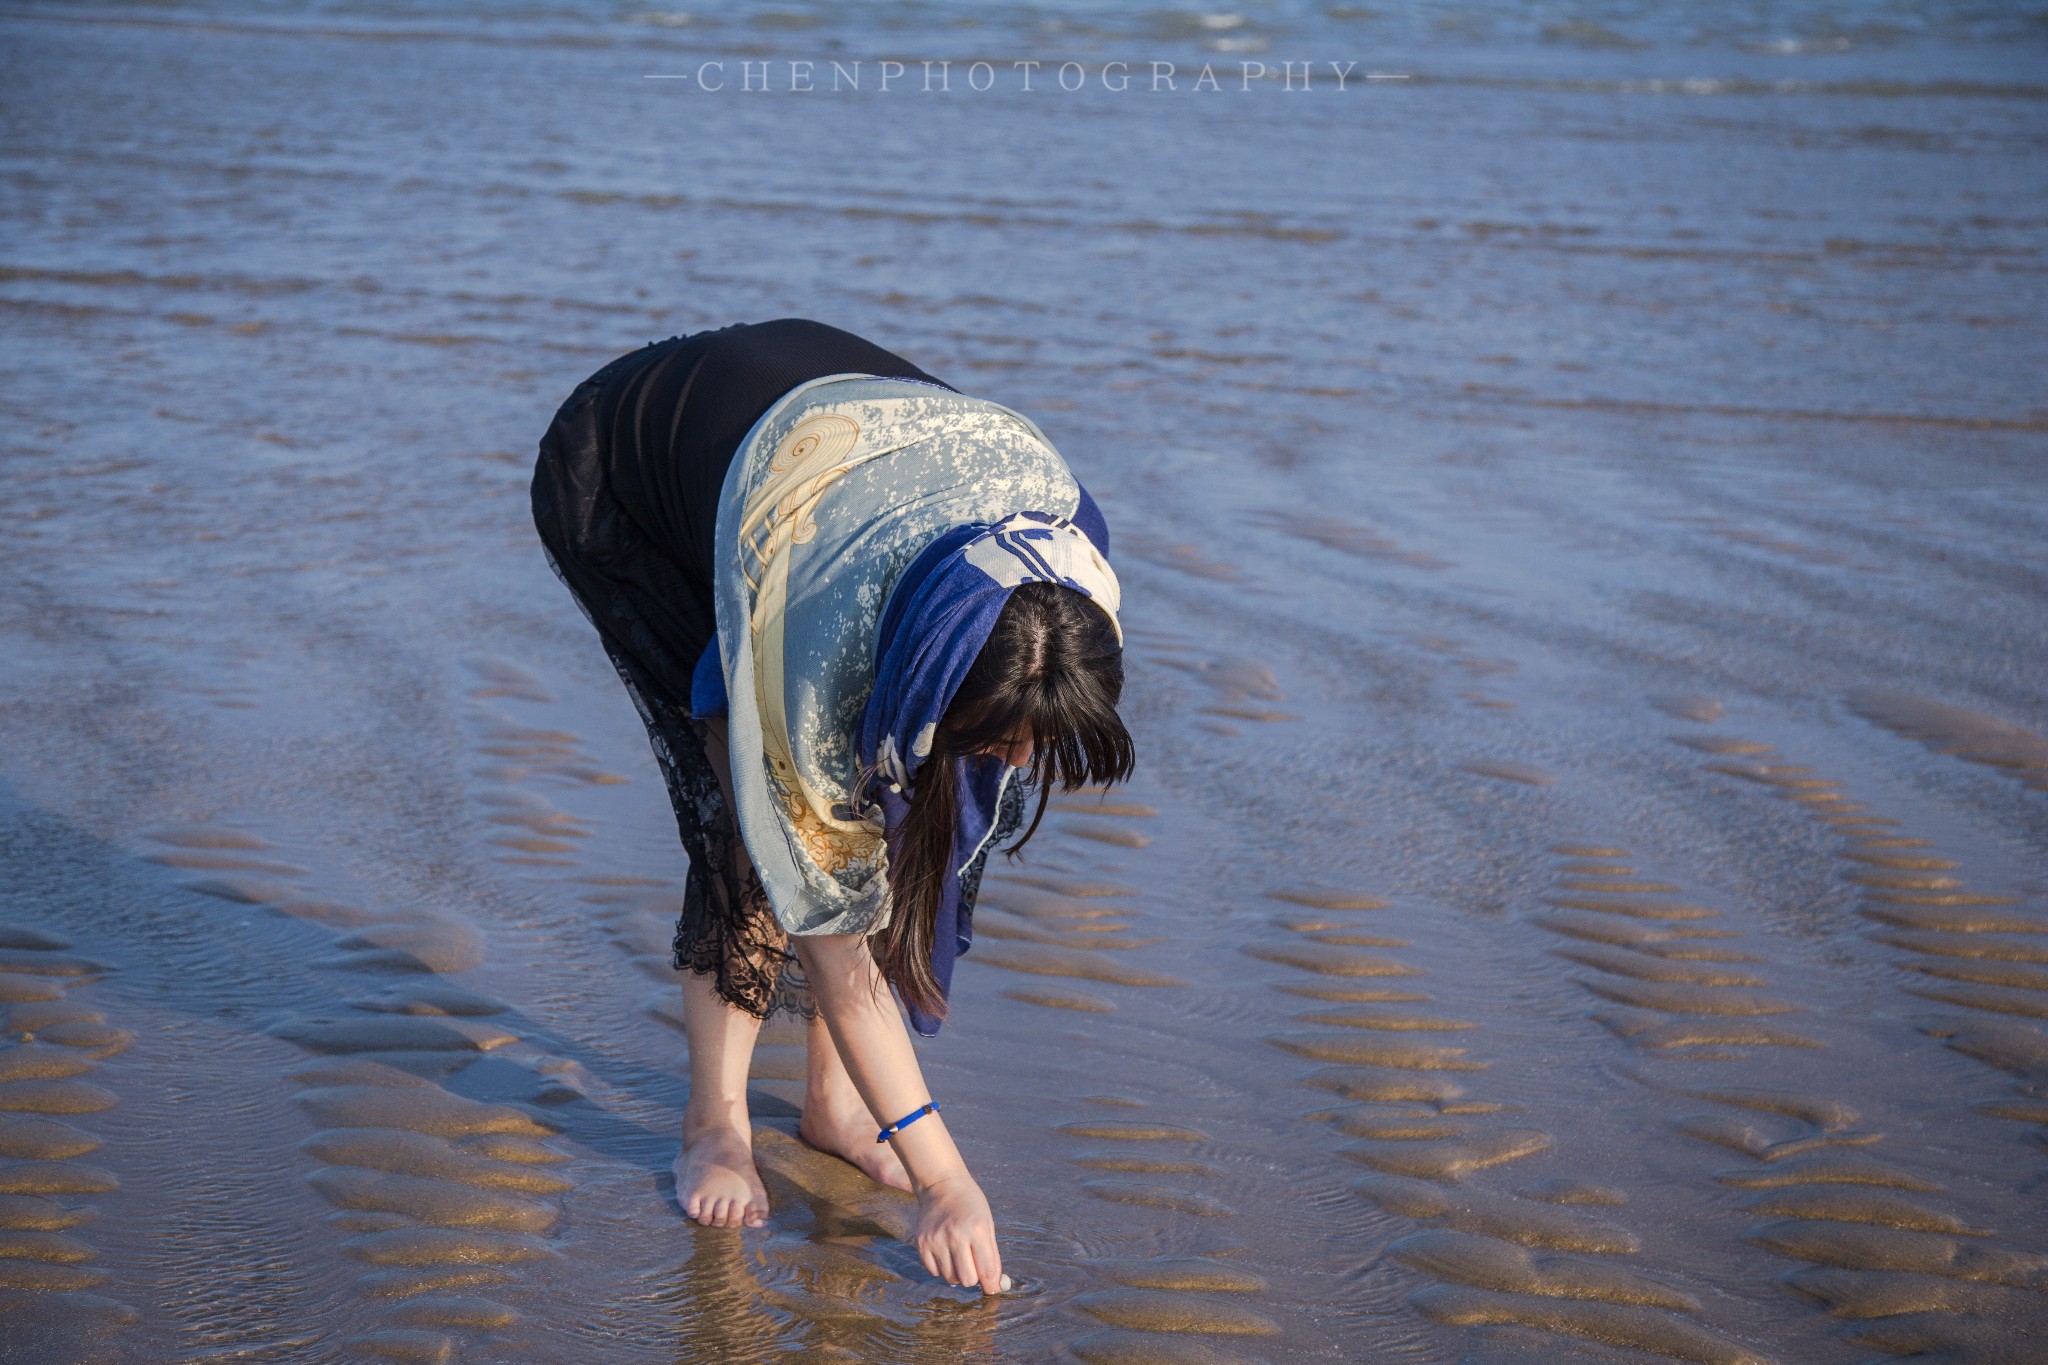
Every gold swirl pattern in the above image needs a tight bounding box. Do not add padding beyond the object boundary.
[740,411,887,880]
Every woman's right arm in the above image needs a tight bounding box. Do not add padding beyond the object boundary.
[791,931,1004,1295]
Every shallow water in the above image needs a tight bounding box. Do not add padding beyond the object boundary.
[2,2,2045,1361]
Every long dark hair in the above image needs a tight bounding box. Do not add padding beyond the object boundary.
[872,581,1134,1022]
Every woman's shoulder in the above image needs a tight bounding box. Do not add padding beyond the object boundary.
[747,375,1062,460]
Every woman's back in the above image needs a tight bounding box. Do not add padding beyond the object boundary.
[590,320,954,585]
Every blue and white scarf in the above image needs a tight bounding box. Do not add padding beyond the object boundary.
[711,374,1117,1033]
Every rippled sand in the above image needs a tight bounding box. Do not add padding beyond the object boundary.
[2,1,2045,1361]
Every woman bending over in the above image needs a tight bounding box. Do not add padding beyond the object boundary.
[531,319,1132,1294]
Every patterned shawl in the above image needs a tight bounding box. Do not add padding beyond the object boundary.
[712,375,1101,968]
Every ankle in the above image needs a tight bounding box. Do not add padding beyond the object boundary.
[800,1094,874,1135]
[683,1099,751,1140]
[801,1060,865,1116]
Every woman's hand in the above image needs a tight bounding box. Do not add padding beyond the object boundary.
[916,1171,1003,1294]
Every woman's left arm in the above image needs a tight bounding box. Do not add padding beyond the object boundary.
[792,932,1003,1295]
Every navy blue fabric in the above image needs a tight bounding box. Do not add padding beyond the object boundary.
[689,633,728,718]
[1071,484,1110,557]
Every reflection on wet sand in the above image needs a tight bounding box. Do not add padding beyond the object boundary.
[1241,882,1769,1363]
[1670,730,2048,1359]
[0,924,134,1362]
[162,818,575,1360]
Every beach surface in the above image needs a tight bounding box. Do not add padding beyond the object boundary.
[2,2,2046,1361]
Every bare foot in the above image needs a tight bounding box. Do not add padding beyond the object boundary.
[799,1104,913,1193]
[676,1121,769,1229]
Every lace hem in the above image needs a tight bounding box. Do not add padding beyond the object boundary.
[614,649,817,1023]
[540,535,813,1023]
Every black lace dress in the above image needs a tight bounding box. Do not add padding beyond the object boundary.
[529,319,1024,1020]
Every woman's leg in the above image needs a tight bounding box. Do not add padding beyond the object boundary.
[799,1011,912,1191]
[677,967,771,1229]
[673,716,772,1228]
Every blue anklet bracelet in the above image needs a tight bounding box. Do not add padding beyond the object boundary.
[877,1102,941,1144]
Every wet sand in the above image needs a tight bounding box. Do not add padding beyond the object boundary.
[2,1,2046,1361]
